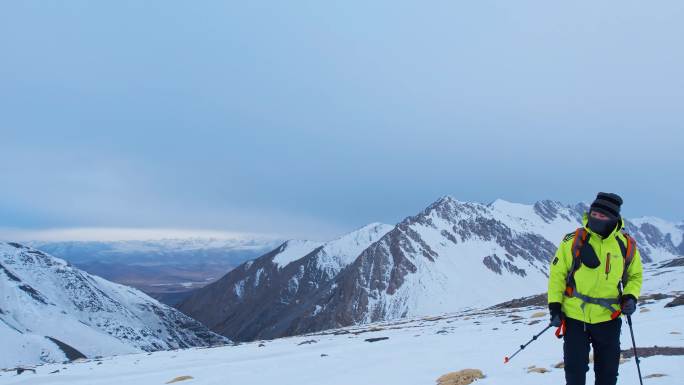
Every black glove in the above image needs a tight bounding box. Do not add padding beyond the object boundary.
[621,294,637,316]
[549,302,563,327]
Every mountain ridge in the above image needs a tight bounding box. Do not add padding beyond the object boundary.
[0,242,228,369]
[179,196,683,341]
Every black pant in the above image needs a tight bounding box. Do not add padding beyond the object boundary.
[563,316,622,385]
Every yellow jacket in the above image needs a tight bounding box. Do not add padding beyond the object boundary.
[547,213,643,324]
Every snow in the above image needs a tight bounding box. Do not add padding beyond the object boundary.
[632,216,684,246]
[270,224,392,272]
[271,240,323,268]
[314,223,394,275]
[2,259,681,385]
[234,280,245,298]
[254,268,264,286]
[488,198,578,243]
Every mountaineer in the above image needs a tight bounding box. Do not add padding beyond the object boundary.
[548,192,643,385]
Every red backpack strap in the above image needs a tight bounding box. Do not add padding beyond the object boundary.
[571,228,588,258]
[565,228,588,296]
[621,231,636,286]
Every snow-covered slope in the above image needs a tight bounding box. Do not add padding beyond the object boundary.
[177,223,393,341]
[0,242,228,369]
[4,257,682,385]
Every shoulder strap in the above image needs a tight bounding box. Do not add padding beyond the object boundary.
[565,227,589,295]
[571,228,588,259]
[620,231,636,286]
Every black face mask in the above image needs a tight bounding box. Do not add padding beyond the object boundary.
[587,216,618,238]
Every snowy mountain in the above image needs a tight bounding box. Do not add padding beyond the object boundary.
[626,217,684,262]
[282,197,682,336]
[0,242,228,369]
[4,256,682,385]
[179,196,683,341]
[177,223,394,341]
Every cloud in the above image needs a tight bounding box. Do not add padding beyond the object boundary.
[0,227,283,242]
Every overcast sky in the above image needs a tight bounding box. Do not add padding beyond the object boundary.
[1,1,682,241]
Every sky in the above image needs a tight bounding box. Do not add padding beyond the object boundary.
[1,1,683,241]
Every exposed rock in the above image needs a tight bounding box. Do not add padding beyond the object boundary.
[45,336,87,361]
[659,258,684,268]
[166,376,193,384]
[489,294,546,310]
[436,369,485,385]
[621,346,684,358]
[665,295,684,308]
[527,366,549,374]
[640,293,672,301]
[365,337,389,343]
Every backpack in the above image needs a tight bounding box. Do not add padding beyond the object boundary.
[563,227,637,317]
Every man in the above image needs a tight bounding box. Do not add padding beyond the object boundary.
[548,192,643,385]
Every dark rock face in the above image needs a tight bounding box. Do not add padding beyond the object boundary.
[278,228,422,336]
[483,254,527,277]
[175,244,353,341]
[45,337,87,361]
[178,244,331,341]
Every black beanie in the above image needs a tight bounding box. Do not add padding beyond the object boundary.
[590,192,623,219]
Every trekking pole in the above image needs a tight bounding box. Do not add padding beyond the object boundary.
[504,324,552,363]
[626,315,644,385]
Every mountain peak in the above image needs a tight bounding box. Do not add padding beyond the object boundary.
[423,195,470,213]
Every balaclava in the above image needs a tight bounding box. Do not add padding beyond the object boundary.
[587,192,623,238]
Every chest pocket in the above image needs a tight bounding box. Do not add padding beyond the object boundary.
[602,251,624,290]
